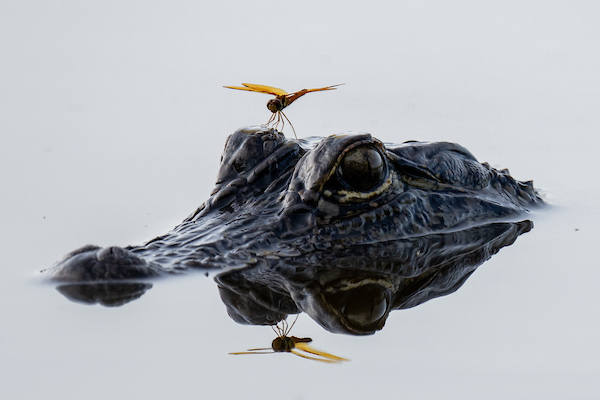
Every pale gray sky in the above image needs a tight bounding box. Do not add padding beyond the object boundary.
[1,1,599,399]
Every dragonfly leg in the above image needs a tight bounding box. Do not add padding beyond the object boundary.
[280,111,297,139]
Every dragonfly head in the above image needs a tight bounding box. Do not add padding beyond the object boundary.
[267,98,284,113]
[271,336,295,352]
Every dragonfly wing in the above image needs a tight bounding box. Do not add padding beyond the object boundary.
[223,85,282,95]
[229,348,274,355]
[295,342,349,362]
[222,83,288,96]
[242,83,288,95]
[290,349,340,363]
[223,85,261,92]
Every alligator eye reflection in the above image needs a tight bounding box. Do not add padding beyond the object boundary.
[339,147,386,192]
[324,284,389,332]
[341,285,388,328]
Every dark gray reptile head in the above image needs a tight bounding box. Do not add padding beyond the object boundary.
[48,127,543,327]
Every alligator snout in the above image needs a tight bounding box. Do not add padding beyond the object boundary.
[49,245,162,282]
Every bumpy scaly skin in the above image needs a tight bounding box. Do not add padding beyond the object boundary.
[48,127,542,282]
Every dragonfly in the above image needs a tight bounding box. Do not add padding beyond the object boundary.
[229,315,349,363]
[223,83,344,138]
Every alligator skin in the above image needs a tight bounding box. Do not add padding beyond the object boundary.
[48,127,543,328]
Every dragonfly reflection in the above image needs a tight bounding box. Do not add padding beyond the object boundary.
[229,316,349,363]
[223,83,343,138]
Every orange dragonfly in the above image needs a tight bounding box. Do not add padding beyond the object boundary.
[229,316,349,363]
[223,83,343,138]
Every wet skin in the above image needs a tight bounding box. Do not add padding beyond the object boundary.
[49,126,542,284]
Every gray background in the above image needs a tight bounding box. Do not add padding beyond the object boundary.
[1,1,598,399]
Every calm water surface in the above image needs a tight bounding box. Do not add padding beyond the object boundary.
[2,132,598,399]
[2,2,599,399]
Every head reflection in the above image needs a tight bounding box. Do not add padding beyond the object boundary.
[216,221,533,335]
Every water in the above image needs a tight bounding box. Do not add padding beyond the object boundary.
[2,2,599,399]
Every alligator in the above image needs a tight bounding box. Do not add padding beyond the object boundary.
[48,127,543,317]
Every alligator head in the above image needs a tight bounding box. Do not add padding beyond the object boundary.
[48,127,542,315]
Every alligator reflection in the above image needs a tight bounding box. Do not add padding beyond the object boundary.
[55,282,153,307]
[216,220,532,335]
[55,220,531,335]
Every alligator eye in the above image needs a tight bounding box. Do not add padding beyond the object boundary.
[339,147,386,192]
